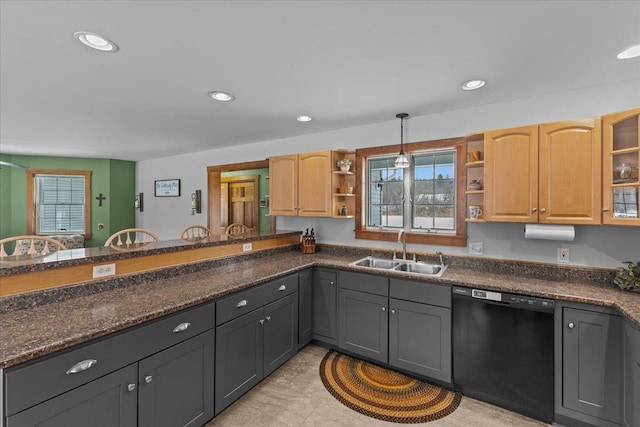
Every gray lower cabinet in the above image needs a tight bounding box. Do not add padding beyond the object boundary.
[338,288,388,364]
[6,363,138,427]
[623,320,640,427]
[4,302,216,427]
[298,268,313,348]
[6,330,215,427]
[336,271,452,384]
[557,304,623,427]
[215,293,298,415]
[388,298,451,383]
[138,330,215,427]
[312,269,337,343]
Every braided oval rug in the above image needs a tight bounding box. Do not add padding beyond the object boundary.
[320,351,461,423]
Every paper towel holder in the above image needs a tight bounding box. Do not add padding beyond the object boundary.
[524,224,575,241]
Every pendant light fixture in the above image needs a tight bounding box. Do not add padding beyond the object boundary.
[394,113,410,168]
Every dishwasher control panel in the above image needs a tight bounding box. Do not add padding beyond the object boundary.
[453,286,555,312]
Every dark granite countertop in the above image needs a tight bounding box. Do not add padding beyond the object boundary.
[0,229,302,275]
[1,247,639,369]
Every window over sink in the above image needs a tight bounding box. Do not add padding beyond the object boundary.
[356,138,467,247]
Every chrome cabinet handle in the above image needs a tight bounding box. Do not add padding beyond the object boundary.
[66,359,98,375]
[236,299,248,308]
[127,383,136,392]
[540,208,546,213]
[602,207,609,212]
[391,309,396,314]
[278,285,286,291]
[144,375,153,384]
[172,322,191,333]
[329,281,335,286]
[381,307,386,312]
[568,322,575,329]
[531,208,537,213]
[266,316,271,322]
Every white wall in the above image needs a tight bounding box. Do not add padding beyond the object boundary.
[137,80,640,268]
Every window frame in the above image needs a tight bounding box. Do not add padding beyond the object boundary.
[355,137,467,247]
[27,169,92,238]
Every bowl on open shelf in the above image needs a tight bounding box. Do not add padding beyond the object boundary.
[467,180,483,191]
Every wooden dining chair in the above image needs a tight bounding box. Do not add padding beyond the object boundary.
[180,225,212,241]
[104,228,160,248]
[0,235,68,258]
[225,223,252,237]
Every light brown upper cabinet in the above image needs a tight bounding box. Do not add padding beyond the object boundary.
[602,107,640,226]
[484,119,601,224]
[269,150,333,217]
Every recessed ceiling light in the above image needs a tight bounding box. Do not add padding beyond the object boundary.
[208,91,235,102]
[617,44,640,59]
[296,115,313,122]
[74,31,118,52]
[461,79,486,91]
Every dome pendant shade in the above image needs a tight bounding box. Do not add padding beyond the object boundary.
[394,113,410,169]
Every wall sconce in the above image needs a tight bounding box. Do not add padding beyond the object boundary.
[191,190,202,215]
[134,192,144,212]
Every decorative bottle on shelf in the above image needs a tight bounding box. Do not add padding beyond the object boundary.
[340,205,348,216]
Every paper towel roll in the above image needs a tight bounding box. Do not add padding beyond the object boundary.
[524,224,575,241]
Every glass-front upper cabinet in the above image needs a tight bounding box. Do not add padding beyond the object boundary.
[602,107,640,225]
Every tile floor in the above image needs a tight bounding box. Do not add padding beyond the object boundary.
[206,344,550,426]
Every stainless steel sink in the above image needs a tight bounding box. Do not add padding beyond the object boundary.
[351,256,399,269]
[394,261,447,277]
[350,256,448,277]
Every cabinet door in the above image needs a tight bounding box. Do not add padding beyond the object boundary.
[539,119,602,224]
[298,150,332,217]
[6,364,137,427]
[269,154,298,216]
[602,108,640,226]
[138,329,215,427]
[338,288,388,364]
[298,268,313,348]
[312,269,337,343]
[264,293,298,376]
[623,321,640,427]
[215,309,264,415]
[562,307,622,423]
[389,299,451,383]
[484,125,539,222]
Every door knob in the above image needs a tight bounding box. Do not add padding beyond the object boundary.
[540,208,546,213]
[531,208,537,213]
[568,322,574,329]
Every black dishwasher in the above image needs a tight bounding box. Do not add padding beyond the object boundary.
[452,286,555,423]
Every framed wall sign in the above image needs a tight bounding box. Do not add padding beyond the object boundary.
[155,179,181,197]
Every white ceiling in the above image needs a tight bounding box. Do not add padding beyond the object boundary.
[1,0,639,162]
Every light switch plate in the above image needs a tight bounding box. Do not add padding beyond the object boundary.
[242,243,252,252]
[93,263,116,278]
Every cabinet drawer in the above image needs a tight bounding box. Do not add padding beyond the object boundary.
[339,271,388,296]
[216,285,265,326]
[4,302,215,417]
[389,278,450,308]
[261,274,298,306]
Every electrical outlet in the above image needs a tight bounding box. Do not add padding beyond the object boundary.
[242,243,252,252]
[469,242,483,255]
[557,248,570,263]
[93,263,116,278]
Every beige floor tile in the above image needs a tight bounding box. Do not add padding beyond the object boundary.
[208,344,551,427]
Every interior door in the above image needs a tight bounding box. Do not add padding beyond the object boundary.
[220,175,259,231]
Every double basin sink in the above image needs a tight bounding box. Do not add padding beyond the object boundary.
[350,256,447,278]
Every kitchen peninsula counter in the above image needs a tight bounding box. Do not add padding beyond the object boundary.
[1,246,639,369]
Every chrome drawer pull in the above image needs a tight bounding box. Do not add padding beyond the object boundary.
[172,322,191,333]
[236,299,248,308]
[278,285,286,291]
[66,359,98,374]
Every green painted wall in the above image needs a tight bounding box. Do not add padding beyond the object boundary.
[0,154,135,247]
[222,168,270,233]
